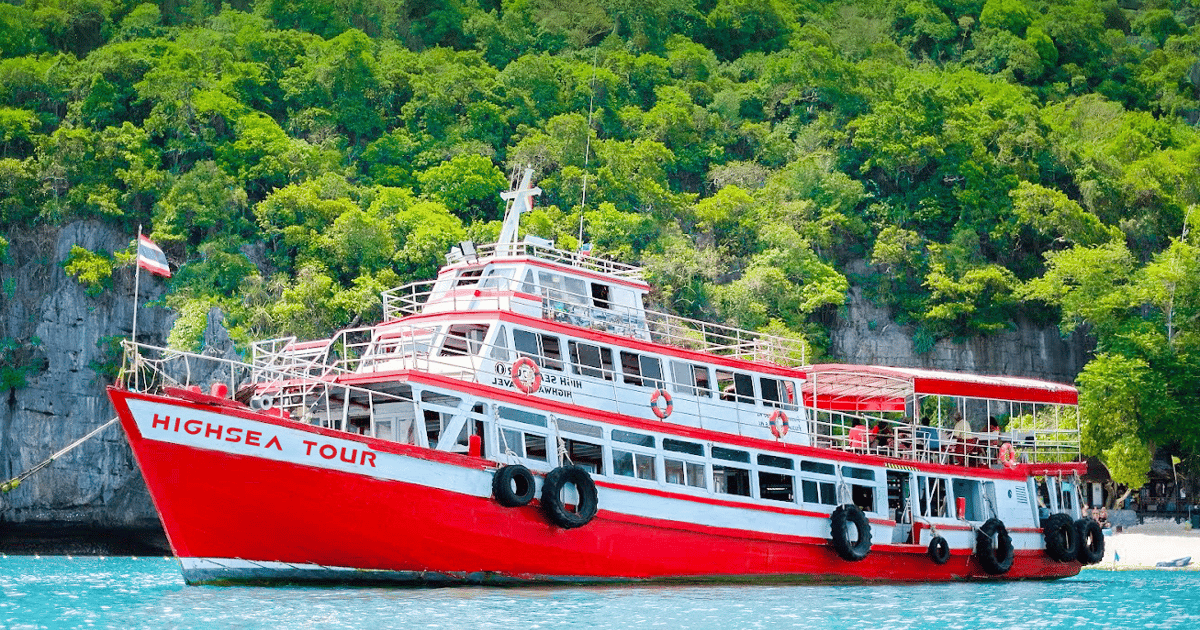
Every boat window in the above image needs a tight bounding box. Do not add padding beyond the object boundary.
[620,351,664,388]
[714,462,751,496]
[497,406,548,427]
[800,460,835,476]
[671,361,711,398]
[520,269,536,294]
[712,446,750,463]
[664,457,706,489]
[662,438,706,489]
[761,377,798,410]
[569,341,614,380]
[842,466,875,481]
[953,479,982,520]
[918,476,949,518]
[557,418,603,438]
[500,428,547,461]
[563,438,603,474]
[539,271,588,307]
[759,471,794,503]
[455,268,483,287]
[663,438,704,456]
[440,324,490,356]
[489,325,510,361]
[478,267,515,290]
[612,429,655,448]
[758,454,794,470]
[513,328,563,371]
[716,370,755,403]
[613,449,657,481]
[802,479,837,505]
[851,481,876,514]
[590,282,610,309]
[423,409,446,446]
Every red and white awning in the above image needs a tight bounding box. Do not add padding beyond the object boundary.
[802,364,1078,412]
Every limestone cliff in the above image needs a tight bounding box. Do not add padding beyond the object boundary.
[831,286,1092,384]
[0,223,172,552]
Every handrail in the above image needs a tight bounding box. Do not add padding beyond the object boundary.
[381,277,808,367]
[447,242,645,280]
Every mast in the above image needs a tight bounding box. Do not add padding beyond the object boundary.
[497,168,541,250]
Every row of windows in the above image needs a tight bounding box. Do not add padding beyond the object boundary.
[503,325,798,410]
[376,319,799,412]
[492,406,876,511]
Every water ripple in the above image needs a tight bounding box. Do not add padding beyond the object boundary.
[2,557,1198,629]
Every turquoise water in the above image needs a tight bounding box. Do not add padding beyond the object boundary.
[2,557,1198,629]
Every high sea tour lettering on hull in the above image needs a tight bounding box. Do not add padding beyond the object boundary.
[131,400,377,471]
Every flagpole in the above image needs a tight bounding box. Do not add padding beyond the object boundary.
[132,225,141,391]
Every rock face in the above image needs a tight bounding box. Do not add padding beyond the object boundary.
[830,287,1093,384]
[0,224,1094,552]
[0,222,173,551]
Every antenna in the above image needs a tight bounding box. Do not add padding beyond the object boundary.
[579,48,599,245]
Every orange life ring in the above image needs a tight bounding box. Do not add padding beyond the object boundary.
[769,409,789,439]
[650,388,673,419]
[511,357,542,394]
[998,442,1017,468]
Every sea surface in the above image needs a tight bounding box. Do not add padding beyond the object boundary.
[1,557,1198,629]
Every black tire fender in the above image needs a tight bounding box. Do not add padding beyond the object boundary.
[976,518,1015,575]
[540,465,599,529]
[1043,513,1079,562]
[830,504,872,562]
[1075,518,1105,565]
[927,535,951,565]
[492,464,536,508]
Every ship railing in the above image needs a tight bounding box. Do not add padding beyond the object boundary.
[383,277,807,367]
[805,407,1081,467]
[446,241,646,280]
[119,340,413,430]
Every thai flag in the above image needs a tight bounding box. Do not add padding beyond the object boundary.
[578,242,593,257]
[137,235,171,278]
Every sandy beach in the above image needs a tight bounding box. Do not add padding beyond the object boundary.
[1090,517,1200,569]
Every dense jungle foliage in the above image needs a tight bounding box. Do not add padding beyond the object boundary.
[2,0,1199,494]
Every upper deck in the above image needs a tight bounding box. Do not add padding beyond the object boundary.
[381,239,808,368]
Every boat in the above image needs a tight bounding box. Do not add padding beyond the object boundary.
[107,170,1102,585]
[1156,557,1191,568]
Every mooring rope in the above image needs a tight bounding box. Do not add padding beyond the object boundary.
[1,417,120,493]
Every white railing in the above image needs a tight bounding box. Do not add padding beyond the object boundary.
[447,242,645,280]
[804,408,1081,467]
[382,277,808,367]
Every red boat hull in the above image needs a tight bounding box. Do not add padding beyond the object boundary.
[110,388,1081,585]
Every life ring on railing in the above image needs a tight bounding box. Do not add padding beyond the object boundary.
[650,388,673,419]
[927,535,951,565]
[540,465,598,529]
[830,504,872,562]
[492,464,536,508]
[998,442,1018,468]
[511,357,542,394]
[1075,518,1105,565]
[769,410,789,439]
[976,518,1014,575]
[1042,513,1078,562]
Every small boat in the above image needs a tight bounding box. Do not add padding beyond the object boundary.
[108,170,1099,585]
[1156,557,1191,568]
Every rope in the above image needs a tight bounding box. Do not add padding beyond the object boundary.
[1,417,120,493]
